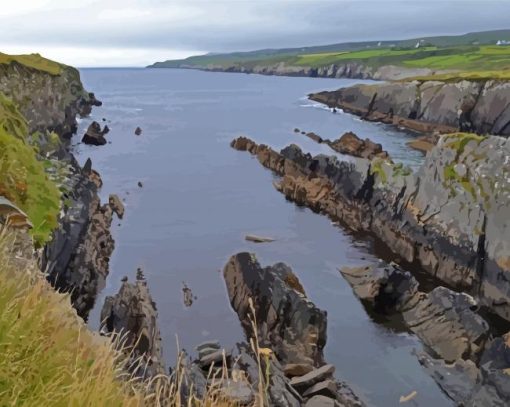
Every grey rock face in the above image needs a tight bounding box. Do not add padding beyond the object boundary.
[231,134,510,323]
[290,364,336,392]
[403,287,489,362]
[100,274,165,379]
[309,79,510,136]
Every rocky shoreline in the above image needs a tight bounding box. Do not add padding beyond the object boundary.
[309,80,510,138]
[151,61,447,82]
[231,135,510,405]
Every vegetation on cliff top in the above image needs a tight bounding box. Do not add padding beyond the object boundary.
[0,52,64,75]
[0,93,60,245]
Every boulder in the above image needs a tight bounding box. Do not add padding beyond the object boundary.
[327,132,390,160]
[108,194,124,219]
[340,262,421,313]
[284,363,314,377]
[135,126,142,136]
[82,121,108,145]
[289,364,335,392]
[302,380,338,398]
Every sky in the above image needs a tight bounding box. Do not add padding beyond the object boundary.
[1,0,510,67]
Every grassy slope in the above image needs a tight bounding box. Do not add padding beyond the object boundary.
[0,52,64,75]
[152,29,510,80]
[0,231,147,406]
[0,93,61,246]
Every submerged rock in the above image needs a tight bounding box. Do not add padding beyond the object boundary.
[245,234,275,243]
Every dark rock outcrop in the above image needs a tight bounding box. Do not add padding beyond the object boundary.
[223,252,364,406]
[82,121,109,145]
[231,134,510,323]
[43,158,119,318]
[310,80,510,137]
[224,252,326,367]
[100,273,165,379]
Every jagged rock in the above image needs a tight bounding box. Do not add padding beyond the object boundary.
[340,262,421,313]
[231,135,510,323]
[327,132,390,160]
[302,380,338,398]
[108,194,124,219]
[223,252,327,366]
[82,121,109,145]
[403,287,489,362]
[284,363,314,377]
[135,126,142,136]
[100,275,165,379]
[245,234,275,243]
[289,364,335,392]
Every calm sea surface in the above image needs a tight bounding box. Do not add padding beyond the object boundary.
[77,68,451,407]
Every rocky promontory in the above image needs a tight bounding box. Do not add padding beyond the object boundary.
[230,134,510,323]
[309,80,510,138]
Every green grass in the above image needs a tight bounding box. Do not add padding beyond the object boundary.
[0,93,61,246]
[0,52,64,75]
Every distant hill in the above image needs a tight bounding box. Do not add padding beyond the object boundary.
[149,29,510,69]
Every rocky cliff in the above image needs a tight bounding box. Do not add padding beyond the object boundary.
[0,54,114,319]
[154,61,442,81]
[230,134,510,322]
[310,80,510,137]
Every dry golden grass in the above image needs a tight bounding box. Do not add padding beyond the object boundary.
[0,228,266,406]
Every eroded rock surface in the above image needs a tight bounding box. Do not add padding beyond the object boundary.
[327,132,390,160]
[100,272,165,379]
[231,134,510,322]
[310,79,510,137]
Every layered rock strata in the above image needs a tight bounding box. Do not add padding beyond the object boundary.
[230,135,510,322]
[310,80,510,137]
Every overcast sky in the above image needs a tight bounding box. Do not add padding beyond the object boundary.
[2,0,510,67]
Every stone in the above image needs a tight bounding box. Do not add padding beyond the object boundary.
[199,349,228,367]
[82,121,108,145]
[305,395,342,407]
[284,363,314,377]
[220,380,254,405]
[135,126,142,136]
[196,340,221,352]
[137,181,143,188]
[108,194,124,219]
[289,364,335,392]
[340,262,421,312]
[245,234,275,243]
[302,380,338,398]
[327,132,389,160]
[198,347,218,359]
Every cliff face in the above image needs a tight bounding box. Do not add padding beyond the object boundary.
[310,80,510,136]
[158,62,442,81]
[231,134,510,321]
[0,60,100,140]
[0,55,112,319]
